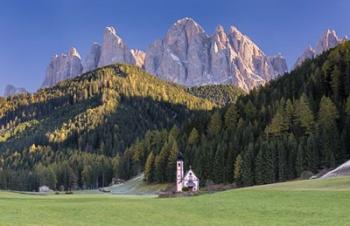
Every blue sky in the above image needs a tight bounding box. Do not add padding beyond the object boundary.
[0,0,349,95]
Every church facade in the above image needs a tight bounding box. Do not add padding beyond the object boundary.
[176,153,199,192]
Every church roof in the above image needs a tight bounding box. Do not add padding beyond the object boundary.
[184,169,199,181]
[177,152,184,161]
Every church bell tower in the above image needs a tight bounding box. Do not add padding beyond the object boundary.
[176,152,184,192]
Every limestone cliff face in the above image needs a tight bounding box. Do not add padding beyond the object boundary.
[43,27,141,87]
[294,46,316,68]
[294,29,345,68]
[145,18,287,91]
[42,48,83,88]
[82,43,101,73]
[42,18,288,91]
[130,49,146,68]
[98,26,135,67]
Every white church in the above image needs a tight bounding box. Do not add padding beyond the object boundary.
[176,152,199,192]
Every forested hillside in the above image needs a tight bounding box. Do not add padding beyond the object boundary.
[119,41,350,186]
[188,85,245,105]
[0,64,215,191]
[1,41,350,191]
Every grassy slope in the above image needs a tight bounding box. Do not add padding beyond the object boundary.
[249,176,350,191]
[1,177,350,226]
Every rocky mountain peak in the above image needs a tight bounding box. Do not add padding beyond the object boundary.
[229,25,243,37]
[294,46,316,68]
[42,48,83,88]
[98,26,134,67]
[167,17,206,41]
[41,18,288,91]
[104,26,121,43]
[69,47,81,58]
[105,26,116,35]
[295,29,345,68]
[174,17,201,28]
[269,54,288,76]
[43,26,139,87]
[145,19,287,91]
[315,29,341,54]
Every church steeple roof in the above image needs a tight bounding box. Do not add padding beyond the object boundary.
[177,152,184,161]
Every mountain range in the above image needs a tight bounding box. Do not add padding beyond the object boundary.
[3,18,347,96]
[41,18,288,92]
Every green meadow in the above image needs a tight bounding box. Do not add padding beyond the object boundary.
[1,177,350,226]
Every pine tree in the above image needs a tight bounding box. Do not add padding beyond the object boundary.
[342,98,350,158]
[166,140,179,182]
[244,100,257,122]
[207,111,222,137]
[255,146,265,185]
[294,94,314,136]
[287,134,297,179]
[331,65,344,102]
[82,165,93,188]
[224,104,239,130]
[296,143,304,177]
[169,125,180,140]
[318,96,339,167]
[305,134,318,172]
[188,128,200,145]
[277,139,287,182]
[285,99,295,132]
[234,154,243,185]
[265,142,276,184]
[144,152,155,183]
[266,107,287,136]
[213,143,225,183]
[241,143,254,186]
[154,143,170,183]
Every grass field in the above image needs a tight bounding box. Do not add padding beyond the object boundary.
[1,177,350,226]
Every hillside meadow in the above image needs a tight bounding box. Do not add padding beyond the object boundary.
[1,177,350,226]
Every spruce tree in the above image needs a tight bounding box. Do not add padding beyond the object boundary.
[213,143,225,183]
[265,141,276,184]
[305,134,318,172]
[241,143,254,186]
[166,140,179,182]
[234,154,243,185]
[207,111,222,137]
[255,146,265,185]
[318,96,339,167]
[188,128,200,145]
[277,139,287,182]
[296,143,304,177]
[294,94,314,136]
[224,104,239,130]
[144,152,155,183]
